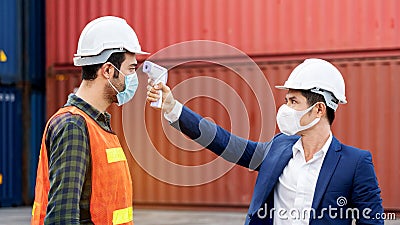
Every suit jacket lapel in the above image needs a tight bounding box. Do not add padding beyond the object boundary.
[311,136,342,210]
[250,141,294,214]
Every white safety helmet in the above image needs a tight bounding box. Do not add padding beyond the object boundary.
[276,58,347,111]
[73,16,149,66]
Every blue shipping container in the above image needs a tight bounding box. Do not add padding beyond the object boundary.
[0,0,23,83]
[24,0,46,86]
[0,0,45,85]
[27,90,45,201]
[0,86,23,207]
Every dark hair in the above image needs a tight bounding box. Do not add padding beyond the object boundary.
[81,52,126,80]
[300,90,335,125]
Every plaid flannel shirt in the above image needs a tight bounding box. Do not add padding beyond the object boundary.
[44,94,112,224]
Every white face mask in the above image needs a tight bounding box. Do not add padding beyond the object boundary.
[276,103,320,136]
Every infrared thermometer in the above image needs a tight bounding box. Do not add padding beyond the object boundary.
[143,61,168,108]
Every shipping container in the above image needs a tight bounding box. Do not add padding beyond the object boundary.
[0,0,45,85]
[45,68,81,119]
[0,0,23,83]
[46,56,400,210]
[45,0,400,67]
[0,86,23,207]
[26,90,46,202]
[24,0,46,86]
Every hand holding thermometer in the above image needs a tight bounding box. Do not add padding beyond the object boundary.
[143,61,168,108]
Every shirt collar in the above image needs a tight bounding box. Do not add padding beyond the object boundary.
[65,94,111,123]
[292,132,333,158]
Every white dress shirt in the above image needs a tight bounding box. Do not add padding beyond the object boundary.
[164,101,184,122]
[164,101,333,225]
[273,133,332,225]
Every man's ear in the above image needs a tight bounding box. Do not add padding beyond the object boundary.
[100,63,114,79]
[315,102,326,118]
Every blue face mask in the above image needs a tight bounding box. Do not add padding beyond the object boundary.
[108,65,139,106]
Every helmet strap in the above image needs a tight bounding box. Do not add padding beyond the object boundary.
[310,88,339,111]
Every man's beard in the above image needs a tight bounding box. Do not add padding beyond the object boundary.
[104,72,124,105]
[104,81,119,105]
[104,85,117,105]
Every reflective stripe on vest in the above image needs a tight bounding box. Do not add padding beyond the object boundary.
[31,106,133,225]
[113,206,133,225]
[32,202,39,216]
[106,147,127,163]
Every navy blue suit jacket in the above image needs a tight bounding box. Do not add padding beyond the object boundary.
[171,106,383,225]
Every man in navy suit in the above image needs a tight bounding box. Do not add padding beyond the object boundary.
[147,58,383,224]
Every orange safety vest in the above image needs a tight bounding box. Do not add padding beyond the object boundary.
[31,106,133,225]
